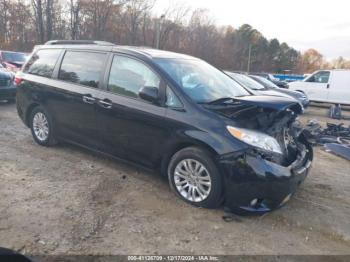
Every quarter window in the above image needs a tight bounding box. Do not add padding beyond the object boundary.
[166,86,182,108]
[108,55,160,99]
[24,49,61,78]
[58,51,106,88]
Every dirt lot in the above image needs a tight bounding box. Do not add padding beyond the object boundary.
[0,101,350,255]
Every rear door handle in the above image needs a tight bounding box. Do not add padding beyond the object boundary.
[82,95,96,104]
[98,99,112,109]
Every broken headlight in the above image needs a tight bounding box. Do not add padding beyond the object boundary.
[227,126,282,154]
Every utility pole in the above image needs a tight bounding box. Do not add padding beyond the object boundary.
[156,14,165,49]
[247,43,252,73]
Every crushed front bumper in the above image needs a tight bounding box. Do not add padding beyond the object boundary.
[219,137,313,214]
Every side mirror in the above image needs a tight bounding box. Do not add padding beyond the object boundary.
[139,86,159,104]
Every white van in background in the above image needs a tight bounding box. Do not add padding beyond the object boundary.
[288,70,350,105]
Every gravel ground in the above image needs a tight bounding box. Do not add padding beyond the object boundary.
[0,101,350,255]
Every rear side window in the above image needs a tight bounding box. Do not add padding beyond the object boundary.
[58,51,106,88]
[24,49,61,78]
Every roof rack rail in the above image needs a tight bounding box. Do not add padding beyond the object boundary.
[44,40,115,46]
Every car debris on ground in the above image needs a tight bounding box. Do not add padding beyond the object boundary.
[304,119,350,160]
[304,120,350,145]
[324,143,350,161]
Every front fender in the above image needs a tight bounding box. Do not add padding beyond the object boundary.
[183,129,248,156]
[159,129,248,176]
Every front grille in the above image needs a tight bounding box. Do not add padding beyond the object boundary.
[0,78,10,87]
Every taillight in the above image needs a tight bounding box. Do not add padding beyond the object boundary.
[14,76,23,86]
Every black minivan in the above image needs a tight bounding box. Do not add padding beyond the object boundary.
[16,40,313,213]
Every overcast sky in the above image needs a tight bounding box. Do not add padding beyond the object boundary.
[153,0,350,60]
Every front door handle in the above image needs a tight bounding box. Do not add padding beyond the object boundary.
[82,95,96,104]
[98,99,112,109]
[327,83,330,89]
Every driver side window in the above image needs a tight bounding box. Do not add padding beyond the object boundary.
[307,71,330,83]
[108,55,160,99]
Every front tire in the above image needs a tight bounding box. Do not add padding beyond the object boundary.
[168,147,223,209]
[30,106,57,146]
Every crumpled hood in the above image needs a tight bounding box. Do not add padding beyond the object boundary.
[203,95,303,130]
[232,95,302,113]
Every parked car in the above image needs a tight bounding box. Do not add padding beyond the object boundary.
[0,64,16,102]
[249,74,310,107]
[288,70,350,105]
[252,73,289,89]
[225,71,308,108]
[16,40,313,213]
[0,51,27,72]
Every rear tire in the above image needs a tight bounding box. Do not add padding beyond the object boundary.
[168,146,223,209]
[29,106,57,146]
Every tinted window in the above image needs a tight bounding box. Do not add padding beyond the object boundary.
[307,71,330,83]
[59,51,106,88]
[24,49,61,78]
[108,55,160,99]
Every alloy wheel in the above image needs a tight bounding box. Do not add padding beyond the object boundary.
[32,112,49,142]
[173,159,212,202]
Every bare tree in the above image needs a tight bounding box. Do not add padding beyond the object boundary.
[0,0,10,43]
[0,0,319,74]
[46,0,53,40]
[79,0,125,40]
[122,0,155,45]
[32,0,45,43]
[157,1,190,49]
[70,0,81,39]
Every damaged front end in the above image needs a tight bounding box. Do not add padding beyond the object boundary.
[206,96,313,213]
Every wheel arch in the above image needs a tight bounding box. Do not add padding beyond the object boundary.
[25,102,41,127]
[159,139,219,177]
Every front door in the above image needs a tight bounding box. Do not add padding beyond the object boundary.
[301,71,330,101]
[95,54,168,166]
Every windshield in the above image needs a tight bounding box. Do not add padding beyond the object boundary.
[228,73,265,90]
[154,58,250,103]
[2,52,26,63]
[250,75,278,89]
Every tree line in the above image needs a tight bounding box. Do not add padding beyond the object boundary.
[0,0,349,74]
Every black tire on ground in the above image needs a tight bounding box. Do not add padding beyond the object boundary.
[167,146,223,209]
[29,106,58,146]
